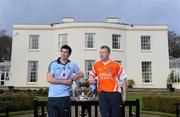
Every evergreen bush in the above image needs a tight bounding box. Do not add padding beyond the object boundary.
[0,94,34,111]
[142,95,180,113]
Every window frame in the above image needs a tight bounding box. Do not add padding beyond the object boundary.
[85,60,95,79]
[142,61,152,83]
[27,61,38,83]
[29,35,40,51]
[85,33,96,49]
[112,34,121,50]
[141,35,151,51]
[58,34,68,49]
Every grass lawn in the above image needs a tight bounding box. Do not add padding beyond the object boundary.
[127,94,143,110]
[141,110,176,117]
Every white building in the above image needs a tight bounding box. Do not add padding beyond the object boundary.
[8,17,170,89]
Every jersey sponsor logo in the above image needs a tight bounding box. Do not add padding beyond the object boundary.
[61,71,67,79]
[97,68,102,70]
[99,77,112,80]
[99,73,112,80]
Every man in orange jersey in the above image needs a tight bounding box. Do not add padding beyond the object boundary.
[88,45,127,117]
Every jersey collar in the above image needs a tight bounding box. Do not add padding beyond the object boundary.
[102,59,111,65]
[57,57,70,65]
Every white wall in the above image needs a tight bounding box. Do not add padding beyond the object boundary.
[126,29,169,88]
[8,29,54,87]
[53,27,127,78]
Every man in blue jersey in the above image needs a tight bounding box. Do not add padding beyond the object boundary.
[47,45,84,117]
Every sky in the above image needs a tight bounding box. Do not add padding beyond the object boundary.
[0,0,180,36]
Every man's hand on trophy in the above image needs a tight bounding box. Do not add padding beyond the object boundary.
[71,75,77,81]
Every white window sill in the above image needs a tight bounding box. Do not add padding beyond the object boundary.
[84,48,97,51]
[112,49,123,52]
[142,83,153,85]
[141,50,152,53]
[28,49,40,52]
[26,82,38,85]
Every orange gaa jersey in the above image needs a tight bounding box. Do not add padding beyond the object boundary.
[90,59,127,93]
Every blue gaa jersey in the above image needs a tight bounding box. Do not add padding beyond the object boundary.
[48,58,80,97]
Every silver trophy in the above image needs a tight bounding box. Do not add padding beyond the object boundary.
[72,79,98,101]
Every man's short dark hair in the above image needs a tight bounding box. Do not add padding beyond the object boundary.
[61,45,72,55]
[100,45,111,53]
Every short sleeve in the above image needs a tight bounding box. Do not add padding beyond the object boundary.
[119,68,127,81]
[117,64,127,81]
[48,62,55,75]
[73,63,80,74]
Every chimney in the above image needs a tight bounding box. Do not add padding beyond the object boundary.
[62,17,75,23]
[106,17,120,23]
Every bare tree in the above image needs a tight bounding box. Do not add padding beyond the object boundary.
[168,31,180,58]
[0,30,12,62]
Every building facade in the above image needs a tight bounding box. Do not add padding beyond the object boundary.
[8,17,169,88]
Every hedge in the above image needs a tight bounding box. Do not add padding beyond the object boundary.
[142,95,180,113]
[0,94,34,111]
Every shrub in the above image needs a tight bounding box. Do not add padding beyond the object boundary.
[32,89,38,93]
[142,95,180,113]
[13,89,21,93]
[169,72,175,83]
[38,88,44,94]
[0,94,34,111]
[26,89,32,93]
[41,88,48,95]
[8,86,14,92]
[0,89,4,94]
[127,79,135,88]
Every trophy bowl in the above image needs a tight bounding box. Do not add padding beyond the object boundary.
[72,80,97,101]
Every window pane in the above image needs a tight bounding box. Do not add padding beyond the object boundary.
[28,61,38,82]
[142,61,152,83]
[6,73,9,77]
[1,81,4,85]
[1,73,4,80]
[141,36,151,50]
[85,33,95,48]
[29,35,39,49]
[85,60,95,79]
[58,34,68,49]
[112,34,121,49]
